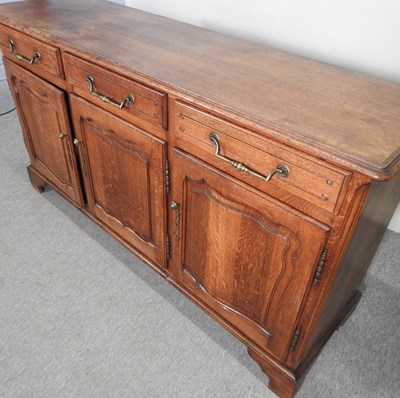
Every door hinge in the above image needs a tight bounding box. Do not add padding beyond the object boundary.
[289,326,301,352]
[313,249,328,286]
[166,233,171,261]
[61,133,73,167]
[73,138,88,177]
[165,159,170,195]
[170,201,180,241]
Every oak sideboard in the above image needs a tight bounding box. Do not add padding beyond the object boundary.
[1,1,399,397]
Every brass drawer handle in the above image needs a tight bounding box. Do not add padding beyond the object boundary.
[209,133,289,182]
[86,75,135,109]
[8,39,41,65]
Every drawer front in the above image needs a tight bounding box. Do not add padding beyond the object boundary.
[0,25,63,79]
[175,101,349,213]
[64,53,167,129]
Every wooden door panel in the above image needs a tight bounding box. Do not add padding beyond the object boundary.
[70,95,167,267]
[16,85,71,184]
[84,121,152,241]
[4,59,82,204]
[171,150,330,360]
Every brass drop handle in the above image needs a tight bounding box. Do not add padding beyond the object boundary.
[86,75,135,109]
[209,133,289,182]
[8,39,41,65]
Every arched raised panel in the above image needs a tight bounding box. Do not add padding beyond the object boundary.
[5,60,82,205]
[82,119,153,242]
[172,150,331,360]
[182,178,302,336]
[70,95,167,268]
[14,79,72,186]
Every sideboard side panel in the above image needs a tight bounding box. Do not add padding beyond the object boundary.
[301,171,400,364]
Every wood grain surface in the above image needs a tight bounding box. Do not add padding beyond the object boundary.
[1,0,399,179]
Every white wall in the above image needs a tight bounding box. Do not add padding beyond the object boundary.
[126,0,400,83]
[389,207,400,232]
[126,0,400,233]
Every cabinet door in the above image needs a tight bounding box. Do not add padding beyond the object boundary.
[170,150,331,361]
[70,95,167,267]
[5,59,82,204]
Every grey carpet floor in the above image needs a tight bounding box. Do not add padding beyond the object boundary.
[0,60,399,397]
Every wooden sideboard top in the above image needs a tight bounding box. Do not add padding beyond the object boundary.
[1,0,399,180]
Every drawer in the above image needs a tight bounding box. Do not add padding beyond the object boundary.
[175,101,350,213]
[0,25,63,79]
[64,53,167,129]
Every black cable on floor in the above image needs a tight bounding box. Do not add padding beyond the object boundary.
[0,107,16,117]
